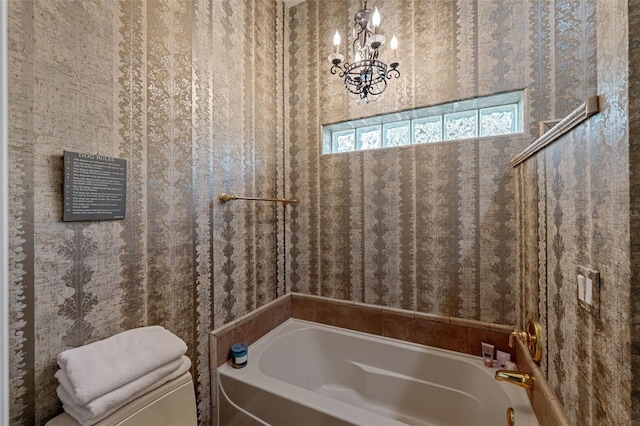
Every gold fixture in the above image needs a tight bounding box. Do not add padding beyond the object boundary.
[509,319,543,363]
[495,370,535,390]
[218,193,298,205]
[507,407,515,426]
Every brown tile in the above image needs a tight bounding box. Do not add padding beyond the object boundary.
[382,306,414,317]
[213,296,293,367]
[414,310,449,324]
[210,319,238,336]
[215,327,242,367]
[316,301,383,335]
[530,389,562,426]
[514,337,534,374]
[465,318,492,331]
[515,339,569,425]
[291,293,317,321]
[216,316,267,367]
[315,299,347,328]
[490,323,515,333]
[303,293,333,302]
[352,305,383,335]
[382,309,416,341]
[271,295,292,327]
[212,404,219,426]
[468,328,514,359]
[325,297,354,307]
[248,312,270,344]
[409,317,468,353]
[210,369,218,410]
[550,398,571,426]
[209,334,217,372]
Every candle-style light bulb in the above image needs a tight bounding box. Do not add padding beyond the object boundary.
[390,34,398,50]
[372,7,381,27]
[389,34,399,67]
[333,30,341,47]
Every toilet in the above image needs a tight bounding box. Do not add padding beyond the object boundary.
[45,372,198,426]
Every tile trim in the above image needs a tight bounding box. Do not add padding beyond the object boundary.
[515,336,571,425]
[209,294,292,369]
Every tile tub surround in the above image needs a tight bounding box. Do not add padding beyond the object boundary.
[210,293,516,368]
[210,296,291,369]
[209,295,291,424]
[291,293,516,361]
[212,292,570,425]
[514,337,570,426]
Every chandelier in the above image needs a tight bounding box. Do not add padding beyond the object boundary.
[328,0,400,103]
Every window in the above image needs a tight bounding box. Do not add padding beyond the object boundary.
[322,91,524,154]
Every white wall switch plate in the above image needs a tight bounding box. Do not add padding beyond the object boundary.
[577,274,585,301]
[577,265,600,317]
[585,277,593,305]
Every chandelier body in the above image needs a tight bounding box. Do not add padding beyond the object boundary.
[329,1,400,103]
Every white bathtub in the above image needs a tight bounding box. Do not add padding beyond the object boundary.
[218,319,538,426]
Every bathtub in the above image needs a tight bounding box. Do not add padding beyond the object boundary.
[218,319,538,426]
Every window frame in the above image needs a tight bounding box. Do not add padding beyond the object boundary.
[322,90,524,155]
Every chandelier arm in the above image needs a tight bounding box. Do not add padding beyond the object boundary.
[386,68,400,79]
[330,64,346,78]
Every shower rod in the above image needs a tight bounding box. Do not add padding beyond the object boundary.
[218,193,298,205]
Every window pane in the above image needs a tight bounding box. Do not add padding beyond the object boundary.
[413,116,442,144]
[332,129,355,153]
[357,125,382,150]
[323,90,523,155]
[383,121,410,147]
[480,104,517,137]
[444,111,477,141]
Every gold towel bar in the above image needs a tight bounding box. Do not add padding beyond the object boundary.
[218,193,298,205]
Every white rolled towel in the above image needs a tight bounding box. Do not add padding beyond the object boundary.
[57,325,187,405]
[57,355,191,426]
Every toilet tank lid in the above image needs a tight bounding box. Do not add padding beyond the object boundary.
[45,372,194,426]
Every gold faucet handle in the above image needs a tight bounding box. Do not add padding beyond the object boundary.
[509,320,543,362]
[507,407,515,426]
[509,330,526,348]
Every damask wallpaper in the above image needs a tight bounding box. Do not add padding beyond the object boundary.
[515,0,636,424]
[286,0,637,424]
[6,0,638,425]
[7,0,284,424]
[285,0,594,324]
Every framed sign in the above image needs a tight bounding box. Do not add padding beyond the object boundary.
[63,151,127,221]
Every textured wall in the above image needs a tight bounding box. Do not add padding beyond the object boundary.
[629,0,640,423]
[7,0,285,424]
[516,0,634,424]
[286,0,596,325]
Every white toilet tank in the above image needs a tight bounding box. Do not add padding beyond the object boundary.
[45,372,198,426]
